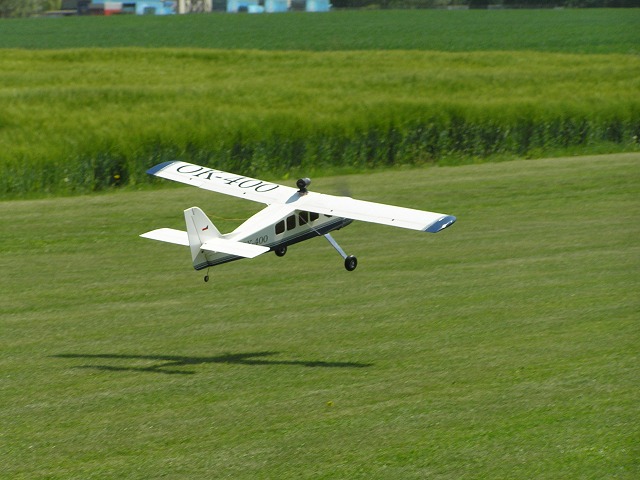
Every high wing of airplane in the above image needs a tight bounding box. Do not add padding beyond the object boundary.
[141,161,456,281]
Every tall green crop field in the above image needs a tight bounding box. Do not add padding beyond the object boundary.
[0,9,639,198]
[1,48,638,197]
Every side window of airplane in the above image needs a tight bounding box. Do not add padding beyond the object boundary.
[278,213,318,234]
[297,211,319,225]
[286,214,296,231]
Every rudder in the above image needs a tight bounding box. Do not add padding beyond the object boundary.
[184,207,221,264]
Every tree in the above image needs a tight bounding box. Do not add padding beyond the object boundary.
[0,0,46,18]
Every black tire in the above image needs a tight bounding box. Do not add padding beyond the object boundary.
[274,246,287,257]
[204,275,210,282]
[344,255,358,271]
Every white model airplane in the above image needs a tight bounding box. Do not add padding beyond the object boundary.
[141,161,456,281]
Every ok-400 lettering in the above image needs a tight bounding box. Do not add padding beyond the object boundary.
[247,235,269,246]
[176,165,280,193]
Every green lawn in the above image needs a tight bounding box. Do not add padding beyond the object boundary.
[1,153,638,478]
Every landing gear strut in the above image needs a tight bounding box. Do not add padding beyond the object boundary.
[324,233,358,271]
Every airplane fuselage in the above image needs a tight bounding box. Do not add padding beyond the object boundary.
[195,209,352,270]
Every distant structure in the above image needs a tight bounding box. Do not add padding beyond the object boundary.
[60,1,177,15]
[53,0,329,15]
[176,0,213,13]
[264,0,288,11]
[226,0,330,12]
[226,0,260,12]
[304,0,330,11]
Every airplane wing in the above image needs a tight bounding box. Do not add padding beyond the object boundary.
[295,192,456,233]
[147,161,298,205]
[147,161,455,233]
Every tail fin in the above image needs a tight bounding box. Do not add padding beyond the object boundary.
[184,207,221,264]
[183,207,269,270]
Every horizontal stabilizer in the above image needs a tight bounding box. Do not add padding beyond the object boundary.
[200,238,269,258]
[140,228,189,246]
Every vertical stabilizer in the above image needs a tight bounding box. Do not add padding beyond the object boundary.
[184,207,221,264]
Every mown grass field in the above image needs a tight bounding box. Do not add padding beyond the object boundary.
[1,153,638,478]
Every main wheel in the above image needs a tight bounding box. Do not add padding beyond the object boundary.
[274,246,287,257]
[204,275,210,282]
[344,255,358,271]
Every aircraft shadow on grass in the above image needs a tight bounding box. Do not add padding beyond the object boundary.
[53,352,373,375]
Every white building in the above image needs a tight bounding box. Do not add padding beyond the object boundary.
[176,0,212,13]
[305,0,330,11]
[264,0,288,12]
[226,0,260,12]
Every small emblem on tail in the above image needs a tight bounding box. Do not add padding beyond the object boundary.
[202,225,209,231]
